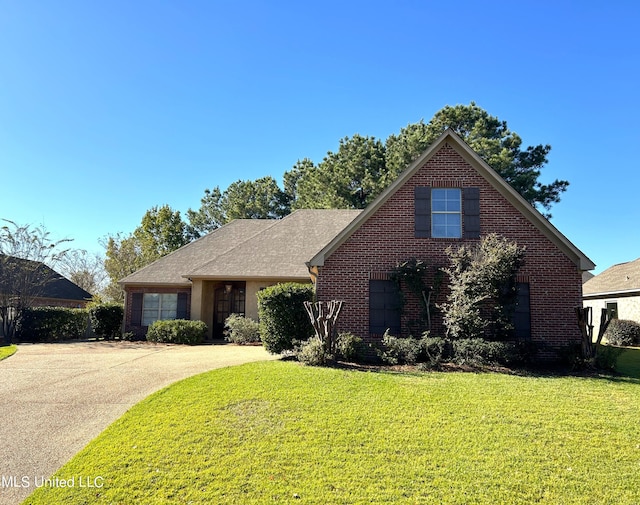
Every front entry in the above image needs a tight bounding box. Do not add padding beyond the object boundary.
[213,282,246,339]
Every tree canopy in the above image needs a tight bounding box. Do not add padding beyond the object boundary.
[287,102,568,215]
[103,205,190,301]
[187,176,290,237]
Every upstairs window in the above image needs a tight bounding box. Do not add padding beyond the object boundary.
[431,188,461,238]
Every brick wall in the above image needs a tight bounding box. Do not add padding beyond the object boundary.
[124,286,192,338]
[316,143,584,360]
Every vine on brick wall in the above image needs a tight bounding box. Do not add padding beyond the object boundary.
[389,258,443,331]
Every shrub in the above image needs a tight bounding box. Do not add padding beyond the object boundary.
[379,330,424,365]
[89,303,124,340]
[604,319,640,347]
[422,335,447,368]
[295,338,328,366]
[257,283,314,354]
[335,332,365,362]
[450,338,529,367]
[146,320,207,345]
[18,307,88,342]
[440,234,525,340]
[224,314,261,344]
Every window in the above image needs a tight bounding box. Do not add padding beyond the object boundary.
[142,293,178,326]
[606,302,618,320]
[431,188,461,238]
[415,186,480,239]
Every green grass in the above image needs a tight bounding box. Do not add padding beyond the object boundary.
[0,344,17,361]
[23,361,640,505]
[615,347,640,378]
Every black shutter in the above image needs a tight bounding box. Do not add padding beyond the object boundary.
[131,293,143,326]
[177,292,189,319]
[463,187,480,239]
[369,280,401,335]
[415,187,431,238]
[512,283,531,339]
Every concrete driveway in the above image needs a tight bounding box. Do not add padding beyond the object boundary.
[0,341,278,505]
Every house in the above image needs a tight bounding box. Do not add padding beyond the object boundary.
[583,257,640,331]
[121,129,594,359]
[119,209,361,339]
[0,254,92,308]
[308,129,594,359]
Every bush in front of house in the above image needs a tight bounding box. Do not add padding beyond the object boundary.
[146,320,207,345]
[379,330,534,368]
[17,307,88,342]
[604,319,640,347]
[335,332,365,362]
[257,283,314,354]
[89,303,124,340]
[224,313,261,344]
[295,338,328,366]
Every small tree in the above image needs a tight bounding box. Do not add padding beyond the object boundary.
[440,234,525,340]
[0,220,71,344]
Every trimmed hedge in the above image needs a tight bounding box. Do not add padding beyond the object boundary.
[18,307,88,342]
[89,303,124,340]
[604,319,640,347]
[146,319,207,345]
[257,283,314,354]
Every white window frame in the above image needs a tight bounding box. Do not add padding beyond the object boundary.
[431,188,462,238]
[142,293,178,326]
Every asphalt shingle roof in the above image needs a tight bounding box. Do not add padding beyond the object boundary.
[120,209,362,285]
[583,257,640,296]
[0,255,93,301]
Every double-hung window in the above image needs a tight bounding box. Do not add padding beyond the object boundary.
[142,293,178,326]
[431,188,462,238]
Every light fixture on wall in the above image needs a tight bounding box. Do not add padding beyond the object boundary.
[225,284,233,294]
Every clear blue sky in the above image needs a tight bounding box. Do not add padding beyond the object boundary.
[1,0,638,274]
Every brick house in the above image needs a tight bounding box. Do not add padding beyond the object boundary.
[0,254,92,309]
[308,129,594,358]
[583,257,640,331]
[121,129,593,357]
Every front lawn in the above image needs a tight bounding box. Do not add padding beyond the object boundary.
[23,361,640,505]
[0,344,17,361]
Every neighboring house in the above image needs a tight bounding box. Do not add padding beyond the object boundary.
[583,257,640,331]
[121,129,594,359]
[119,209,361,339]
[308,129,594,359]
[0,255,92,308]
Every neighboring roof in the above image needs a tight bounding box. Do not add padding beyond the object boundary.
[119,219,276,285]
[187,209,361,279]
[0,255,92,302]
[120,209,362,285]
[583,257,640,297]
[308,129,595,271]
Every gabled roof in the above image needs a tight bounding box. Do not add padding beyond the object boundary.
[583,257,640,297]
[119,219,276,285]
[120,209,361,285]
[0,254,92,302]
[308,129,595,271]
[187,209,361,280]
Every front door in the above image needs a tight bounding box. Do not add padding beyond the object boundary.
[213,283,246,339]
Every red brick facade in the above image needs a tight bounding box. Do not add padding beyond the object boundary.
[315,142,585,360]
